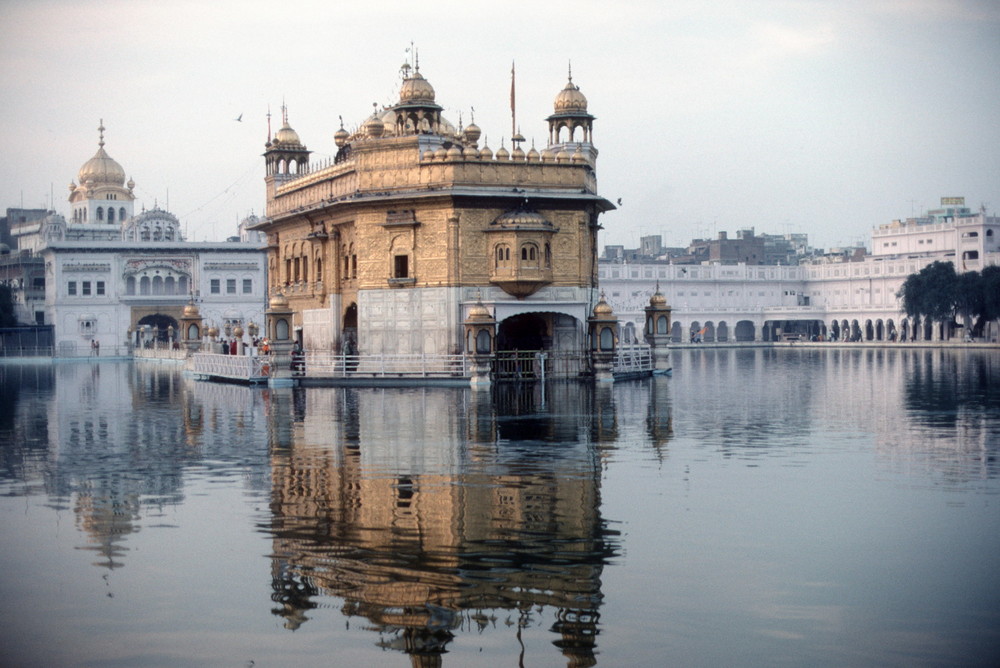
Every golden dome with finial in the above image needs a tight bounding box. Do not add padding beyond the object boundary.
[554,66,588,113]
[269,292,290,309]
[77,120,127,187]
[463,122,481,145]
[399,63,436,104]
[334,117,349,147]
[650,289,668,307]
[593,292,614,317]
[273,105,303,146]
[182,302,200,318]
[363,113,385,138]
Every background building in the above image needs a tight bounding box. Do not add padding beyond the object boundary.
[6,123,267,353]
[600,198,1000,344]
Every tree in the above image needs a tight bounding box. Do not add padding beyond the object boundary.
[897,260,958,323]
[981,265,1000,339]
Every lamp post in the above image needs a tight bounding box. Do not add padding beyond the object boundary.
[589,292,618,382]
[463,292,496,389]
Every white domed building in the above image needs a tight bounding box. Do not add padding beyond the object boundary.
[6,121,268,354]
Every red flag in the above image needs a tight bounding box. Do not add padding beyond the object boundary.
[510,61,516,136]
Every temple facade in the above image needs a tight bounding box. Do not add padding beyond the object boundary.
[251,62,614,361]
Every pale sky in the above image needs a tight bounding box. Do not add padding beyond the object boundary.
[2,0,998,251]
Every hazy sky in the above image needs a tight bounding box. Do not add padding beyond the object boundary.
[2,0,998,251]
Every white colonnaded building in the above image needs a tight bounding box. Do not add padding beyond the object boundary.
[10,121,267,354]
[600,197,1000,344]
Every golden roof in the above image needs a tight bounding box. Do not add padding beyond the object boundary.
[77,122,126,186]
[554,78,588,113]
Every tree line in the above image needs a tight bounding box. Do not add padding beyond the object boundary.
[897,261,1000,337]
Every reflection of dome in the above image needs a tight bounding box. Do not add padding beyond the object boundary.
[77,123,126,186]
[399,68,436,104]
[554,77,588,113]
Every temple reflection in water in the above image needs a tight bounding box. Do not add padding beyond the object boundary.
[263,382,658,667]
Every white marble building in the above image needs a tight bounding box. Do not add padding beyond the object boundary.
[14,122,267,353]
[600,198,1000,344]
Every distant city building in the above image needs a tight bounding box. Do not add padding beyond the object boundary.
[4,122,267,352]
[600,198,1000,344]
[251,62,614,362]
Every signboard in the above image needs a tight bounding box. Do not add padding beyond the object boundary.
[940,197,965,206]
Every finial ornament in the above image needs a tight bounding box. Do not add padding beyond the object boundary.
[98,119,105,148]
[568,61,573,83]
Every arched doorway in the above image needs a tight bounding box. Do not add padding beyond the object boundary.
[342,302,357,355]
[734,320,755,342]
[497,313,548,351]
[136,313,178,345]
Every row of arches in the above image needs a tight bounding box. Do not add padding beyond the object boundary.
[494,242,551,269]
[73,206,128,223]
[125,274,190,296]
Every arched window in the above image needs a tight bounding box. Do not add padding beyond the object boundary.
[315,258,322,281]
[164,276,176,294]
[126,276,136,295]
[152,276,163,295]
[139,276,151,295]
[119,207,126,221]
[108,208,115,223]
[96,207,104,221]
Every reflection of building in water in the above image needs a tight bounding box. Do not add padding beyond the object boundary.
[265,384,624,667]
[0,361,272,570]
[673,348,998,480]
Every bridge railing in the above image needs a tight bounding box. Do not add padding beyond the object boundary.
[192,353,270,381]
[613,344,654,375]
[305,352,470,378]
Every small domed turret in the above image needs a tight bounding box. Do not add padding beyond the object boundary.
[463,122,481,145]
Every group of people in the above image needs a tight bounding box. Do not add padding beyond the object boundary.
[217,337,270,355]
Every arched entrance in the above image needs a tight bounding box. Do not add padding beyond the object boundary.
[136,314,178,345]
[497,313,548,351]
[342,302,357,355]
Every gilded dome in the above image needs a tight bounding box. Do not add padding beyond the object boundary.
[554,78,588,113]
[493,209,552,228]
[467,301,493,321]
[463,122,481,144]
[593,295,614,317]
[495,145,510,161]
[274,122,302,146]
[269,292,290,309]
[399,68,436,104]
[363,114,385,138]
[77,123,126,187]
[649,290,668,307]
[334,124,349,147]
[182,303,200,317]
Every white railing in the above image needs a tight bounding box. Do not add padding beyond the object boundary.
[613,345,654,375]
[304,351,470,378]
[192,353,270,382]
[134,347,187,360]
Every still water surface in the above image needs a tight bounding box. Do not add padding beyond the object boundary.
[1,348,998,667]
